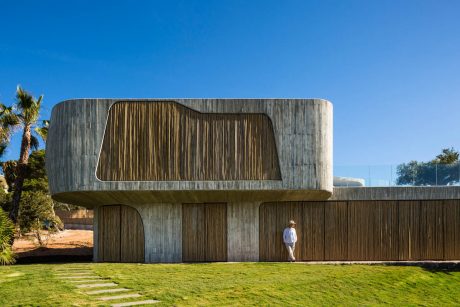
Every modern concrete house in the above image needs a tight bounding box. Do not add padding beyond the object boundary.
[46,99,460,262]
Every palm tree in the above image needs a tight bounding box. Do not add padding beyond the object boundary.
[0,103,19,158]
[8,86,43,224]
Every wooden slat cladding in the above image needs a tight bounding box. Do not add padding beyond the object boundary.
[324,202,348,260]
[372,201,398,260]
[444,200,460,260]
[182,203,227,262]
[259,202,303,261]
[206,204,228,261]
[398,201,421,260]
[260,200,460,261]
[96,101,281,181]
[97,205,145,263]
[301,202,324,260]
[347,202,373,260]
[98,206,120,262]
[419,200,444,260]
[182,204,206,262]
[120,205,145,262]
[348,201,399,260]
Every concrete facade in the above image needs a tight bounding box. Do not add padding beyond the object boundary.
[46,98,460,262]
[93,202,262,262]
[46,98,333,205]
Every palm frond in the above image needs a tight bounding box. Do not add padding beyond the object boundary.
[36,95,43,108]
[0,102,19,154]
[0,103,8,114]
[34,120,49,143]
[16,85,42,124]
[0,143,7,158]
[1,113,20,129]
[16,85,34,110]
[30,135,40,150]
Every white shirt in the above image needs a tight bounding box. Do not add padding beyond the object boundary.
[283,227,297,244]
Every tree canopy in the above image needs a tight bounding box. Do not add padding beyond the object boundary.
[396,148,460,186]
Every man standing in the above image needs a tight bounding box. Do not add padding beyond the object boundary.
[283,220,297,262]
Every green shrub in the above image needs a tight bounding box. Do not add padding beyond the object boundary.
[0,188,11,212]
[0,209,15,265]
[19,191,62,246]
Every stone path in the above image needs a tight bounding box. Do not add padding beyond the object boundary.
[111,301,160,307]
[54,266,160,306]
[99,293,141,301]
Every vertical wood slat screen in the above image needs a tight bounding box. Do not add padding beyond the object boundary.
[324,202,348,260]
[98,205,145,262]
[182,203,227,262]
[206,204,228,261]
[120,205,145,262]
[398,201,421,260]
[347,201,399,260]
[259,200,460,261]
[182,204,206,262]
[258,202,303,261]
[98,206,121,262]
[97,101,281,181]
[301,203,325,260]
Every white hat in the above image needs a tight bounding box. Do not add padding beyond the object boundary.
[289,220,296,225]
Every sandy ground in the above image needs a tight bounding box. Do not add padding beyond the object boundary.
[13,230,93,258]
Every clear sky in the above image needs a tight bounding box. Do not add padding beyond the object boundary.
[1,0,459,167]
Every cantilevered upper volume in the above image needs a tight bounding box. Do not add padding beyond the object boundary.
[45,98,333,206]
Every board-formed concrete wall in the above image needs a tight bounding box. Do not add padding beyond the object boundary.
[46,98,333,205]
[227,202,260,261]
[135,203,182,263]
[93,202,262,263]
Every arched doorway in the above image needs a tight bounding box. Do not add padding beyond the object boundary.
[97,205,145,262]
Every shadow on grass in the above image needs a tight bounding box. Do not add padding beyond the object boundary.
[385,262,460,273]
[15,246,93,264]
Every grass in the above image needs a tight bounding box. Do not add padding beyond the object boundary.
[0,263,459,306]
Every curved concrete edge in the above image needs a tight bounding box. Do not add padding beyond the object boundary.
[46,98,333,198]
[51,189,332,208]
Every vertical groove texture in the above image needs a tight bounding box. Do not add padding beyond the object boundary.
[182,203,227,262]
[97,101,281,181]
[98,205,144,262]
[259,200,460,261]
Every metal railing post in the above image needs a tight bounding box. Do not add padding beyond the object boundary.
[435,163,438,186]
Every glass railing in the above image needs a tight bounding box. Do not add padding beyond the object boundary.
[334,162,460,187]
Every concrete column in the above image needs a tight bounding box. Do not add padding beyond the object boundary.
[227,202,260,261]
[134,203,182,263]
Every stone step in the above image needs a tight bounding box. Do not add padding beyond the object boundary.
[98,293,141,301]
[69,279,106,283]
[55,268,92,270]
[61,275,100,279]
[86,288,130,295]
[56,273,94,276]
[77,283,117,289]
[111,300,160,307]
[54,271,94,276]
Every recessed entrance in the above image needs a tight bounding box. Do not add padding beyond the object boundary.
[97,205,145,262]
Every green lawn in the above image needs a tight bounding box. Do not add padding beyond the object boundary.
[0,263,459,306]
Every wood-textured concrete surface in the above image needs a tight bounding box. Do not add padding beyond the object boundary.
[227,202,260,261]
[135,203,182,263]
[46,99,333,205]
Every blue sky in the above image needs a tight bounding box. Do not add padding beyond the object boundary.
[0,0,459,167]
